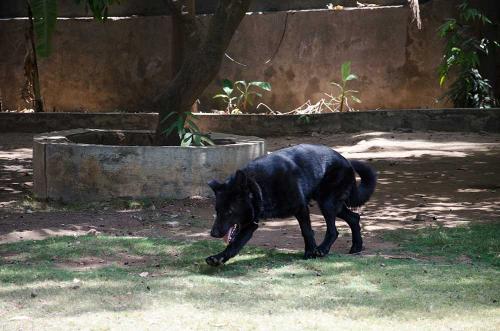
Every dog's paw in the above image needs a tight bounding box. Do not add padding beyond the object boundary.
[313,246,329,258]
[349,244,363,255]
[304,250,317,260]
[205,255,225,266]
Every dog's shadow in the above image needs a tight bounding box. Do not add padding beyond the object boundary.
[195,250,305,277]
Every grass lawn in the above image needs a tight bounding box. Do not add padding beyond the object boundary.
[1,223,499,330]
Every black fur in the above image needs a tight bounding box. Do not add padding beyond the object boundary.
[206,144,377,266]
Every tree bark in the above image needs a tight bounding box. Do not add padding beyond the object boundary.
[154,0,251,145]
[27,2,44,113]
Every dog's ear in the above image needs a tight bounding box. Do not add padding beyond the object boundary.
[208,179,223,192]
[234,170,248,189]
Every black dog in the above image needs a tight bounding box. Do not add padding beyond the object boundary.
[206,144,376,266]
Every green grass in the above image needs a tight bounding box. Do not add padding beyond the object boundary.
[0,224,499,330]
[385,222,500,266]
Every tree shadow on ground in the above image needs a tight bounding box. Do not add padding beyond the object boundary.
[0,224,499,321]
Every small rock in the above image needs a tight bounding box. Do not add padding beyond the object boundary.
[86,228,100,236]
[311,132,320,137]
[414,214,436,222]
[30,291,37,298]
[170,214,179,218]
[71,278,82,290]
[380,263,386,267]
[165,221,180,228]
[139,272,149,278]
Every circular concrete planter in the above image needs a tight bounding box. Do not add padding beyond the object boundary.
[33,129,265,202]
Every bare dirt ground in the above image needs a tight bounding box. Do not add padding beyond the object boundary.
[1,131,499,256]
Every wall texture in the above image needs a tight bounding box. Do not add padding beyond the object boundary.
[0,1,407,17]
[1,109,499,136]
[0,0,496,113]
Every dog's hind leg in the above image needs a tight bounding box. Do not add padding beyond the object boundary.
[295,206,317,259]
[338,205,363,254]
[316,198,340,257]
[206,223,259,266]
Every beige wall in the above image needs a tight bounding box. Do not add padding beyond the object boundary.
[0,1,460,112]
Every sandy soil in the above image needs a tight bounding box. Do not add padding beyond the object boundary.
[1,131,499,255]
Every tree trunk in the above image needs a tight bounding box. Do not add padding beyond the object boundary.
[154,0,251,146]
[27,2,44,113]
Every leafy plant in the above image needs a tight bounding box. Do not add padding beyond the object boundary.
[161,111,214,147]
[213,79,271,114]
[438,1,499,108]
[29,0,120,58]
[328,61,361,112]
[75,0,121,21]
[298,114,311,125]
[28,0,58,58]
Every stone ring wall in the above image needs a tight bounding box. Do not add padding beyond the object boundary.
[33,129,265,202]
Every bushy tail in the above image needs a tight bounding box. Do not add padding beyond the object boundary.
[347,160,377,207]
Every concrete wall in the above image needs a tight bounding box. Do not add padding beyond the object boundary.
[0,0,497,113]
[33,130,266,201]
[0,1,406,17]
[2,109,499,136]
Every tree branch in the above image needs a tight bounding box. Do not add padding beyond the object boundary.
[163,0,198,36]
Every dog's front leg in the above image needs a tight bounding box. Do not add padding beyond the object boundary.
[206,223,259,266]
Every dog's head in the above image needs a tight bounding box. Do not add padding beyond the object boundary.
[208,170,256,244]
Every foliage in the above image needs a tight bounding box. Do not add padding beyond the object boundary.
[438,0,499,108]
[298,114,311,125]
[28,0,57,58]
[28,0,120,58]
[75,0,121,21]
[328,61,362,112]
[257,61,361,115]
[213,79,271,114]
[161,111,214,147]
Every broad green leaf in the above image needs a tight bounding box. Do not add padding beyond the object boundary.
[438,73,447,87]
[194,134,201,146]
[341,61,351,82]
[200,136,215,146]
[234,81,247,87]
[186,119,200,132]
[249,81,272,91]
[222,79,234,95]
[30,0,58,58]
[345,74,358,81]
[160,111,177,124]
[213,94,229,99]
